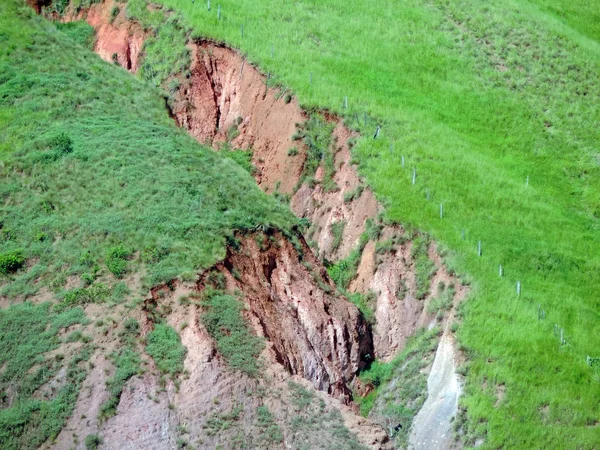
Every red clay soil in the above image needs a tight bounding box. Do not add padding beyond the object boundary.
[42,2,469,446]
[61,0,147,72]
[58,0,469,360]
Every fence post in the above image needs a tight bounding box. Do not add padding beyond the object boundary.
[478,240,482,256]
[412,168,416,185]
[373,125,380,139]
[516,281,521,296]
[440,203,443,219]
[401,155,405,168]
[310,72,312,84]
[526,175,529,187]
[207,0,210,11]
[426,189,430,201]
[344,96,348,109]
[240,24,244,37]
[499,264,503,277]
[217,4,221,19]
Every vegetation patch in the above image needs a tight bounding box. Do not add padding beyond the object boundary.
[0,302,90,449]
[0,0,294,300]
[0,249,25,275]
[56,283,111,311]
[145,323,187,377]
[220,146,256,176]
[427,283,455,319]
[98,318,142,421]
[329,220,346,252]
[356,328,439,448]
[99,347,141,421]
[255,405,283,444]
[201,288,264,376]
[139,15,191,87]
[411,236,436,300]
[285,381,367,450]
[56,21,95,49]
[293,114,337,192]
[203,405,243,437]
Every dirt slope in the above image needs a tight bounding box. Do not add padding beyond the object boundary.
[39,1,468,447]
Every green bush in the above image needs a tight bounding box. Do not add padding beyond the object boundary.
[84,434,103,450]
[49,132,73,154]
[0,250,25,275]
[110,6,120,23]
[56,283,110,311]
[105,245,131,278]
[99,348,140,421]
[201,289,264,376]
[146,324,186,376]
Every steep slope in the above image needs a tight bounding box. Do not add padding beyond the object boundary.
[0,2,391,449]
[39,1,473,448]
[134,0,600,448]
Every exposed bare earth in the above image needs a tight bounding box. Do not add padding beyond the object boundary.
[28,2,470,448]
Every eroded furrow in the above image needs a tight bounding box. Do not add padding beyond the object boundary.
[39,1,468,448]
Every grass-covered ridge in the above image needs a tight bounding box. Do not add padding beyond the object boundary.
[0,0,294,299]
[142,0,600,446]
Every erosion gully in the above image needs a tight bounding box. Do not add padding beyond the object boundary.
[34,0,467,448]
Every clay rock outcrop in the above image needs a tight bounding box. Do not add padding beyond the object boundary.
[211,232,373,401]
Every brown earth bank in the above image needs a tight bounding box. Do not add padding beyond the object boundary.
[58,0,466,359]
[32,1,468,448]
[41,231,391,450]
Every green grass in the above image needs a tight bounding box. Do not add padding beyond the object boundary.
[200,288,264,376]
[139,15,190,87]
[55,21,95,49]
[0,0,295,301]
[286,381,368,450]
[146,323,187,376]
[292,114,336,191]
[145,0,600,445]
[99,319,141,421]
[356,328,439,448]
[0,302,90,449]
[410,235,436,300]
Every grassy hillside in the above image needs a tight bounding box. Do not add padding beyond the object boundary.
[144,0,600,447]
[0,0,294,296]
[0,2,295,445]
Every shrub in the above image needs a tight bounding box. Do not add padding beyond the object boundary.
[110,6,120,23]
[201,289,264,376]
[0,249,25,274]
[85,434,103,450]
[49,132,73,154]
[105,245,131,278]
[330,221,346,252]
[146,324,187,376]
